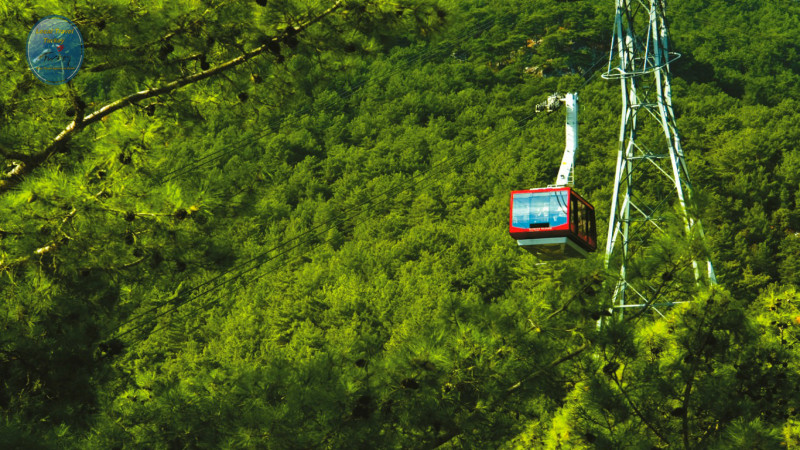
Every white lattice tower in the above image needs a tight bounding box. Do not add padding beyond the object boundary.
[603,0,716,317]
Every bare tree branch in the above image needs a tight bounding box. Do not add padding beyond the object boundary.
[0,208,77,273]
[0,0,343,195]
[506,342,589,394]
[612,375,670,446]
[0,146,31,163]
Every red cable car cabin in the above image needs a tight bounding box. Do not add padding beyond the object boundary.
[509,187,597,259]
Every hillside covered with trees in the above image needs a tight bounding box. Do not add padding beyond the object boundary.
[2,0,800,447]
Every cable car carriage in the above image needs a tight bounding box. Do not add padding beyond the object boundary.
[510,93,597,260]
[510,187,596,259]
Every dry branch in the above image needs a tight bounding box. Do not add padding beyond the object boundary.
[0,0,343,195]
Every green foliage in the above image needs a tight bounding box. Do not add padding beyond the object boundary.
[1,0,799,448]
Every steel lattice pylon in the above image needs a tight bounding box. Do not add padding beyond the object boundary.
[602,0,716,317]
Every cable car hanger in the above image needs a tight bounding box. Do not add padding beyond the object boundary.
[509,92,598,260]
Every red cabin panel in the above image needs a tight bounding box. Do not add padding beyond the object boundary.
[509,187,597,255]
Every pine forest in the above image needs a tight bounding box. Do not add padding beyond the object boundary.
[2,0,800,448]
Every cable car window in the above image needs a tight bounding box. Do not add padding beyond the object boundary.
[549,191,568,227]
[512,191,568,229]
[570,195,579,234]
[577,202,589,241]
[511,193,534,228]
[583,203,591,240]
